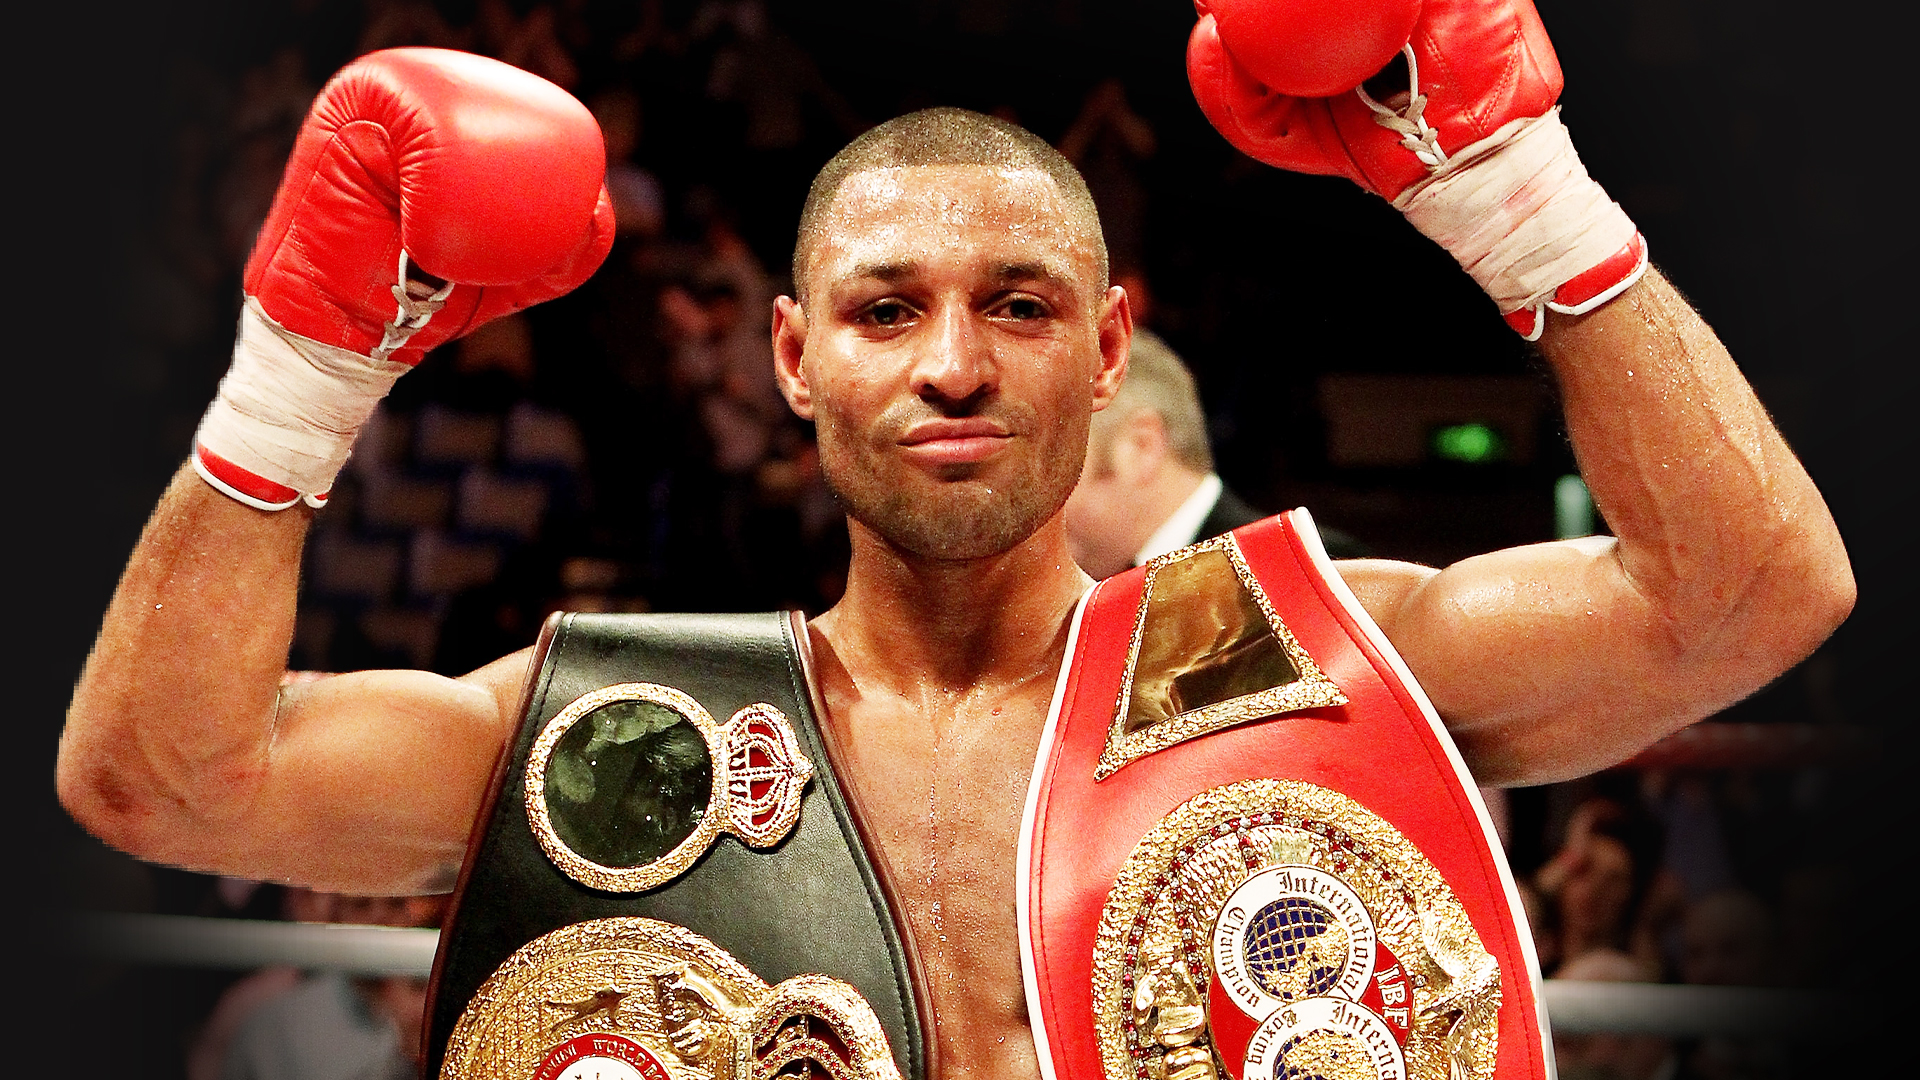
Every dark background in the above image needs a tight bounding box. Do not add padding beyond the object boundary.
[9,0,1910,1072]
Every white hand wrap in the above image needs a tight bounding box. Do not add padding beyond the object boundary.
[193,297,411,506]
[1394,108,1644,330]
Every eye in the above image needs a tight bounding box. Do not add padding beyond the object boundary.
[996,295,1050,321]
[860,299,917,327]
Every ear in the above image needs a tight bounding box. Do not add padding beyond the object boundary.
[1091,284,1133,411]
[772,295,814,419]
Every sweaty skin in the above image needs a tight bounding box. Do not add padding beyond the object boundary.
[59,163,1850,1080]
[771,166,1130,1074]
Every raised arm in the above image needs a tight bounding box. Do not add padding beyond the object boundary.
[59,471,533,893]
[1344,271,1850,784]
[1190,0,1852,783]
[57,48,613,894]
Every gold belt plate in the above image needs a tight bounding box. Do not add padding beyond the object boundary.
[441,917,902,1080]
[1093,780,1499,1080]
[524,683,814,893]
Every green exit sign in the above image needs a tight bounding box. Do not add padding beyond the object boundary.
[1429,422,1508,463]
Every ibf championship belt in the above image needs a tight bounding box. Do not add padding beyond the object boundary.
[423,612,924,1080]
[1020,509,1551,1080]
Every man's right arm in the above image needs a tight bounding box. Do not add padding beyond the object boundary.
[57,48,613,895]
[58,468,528,895]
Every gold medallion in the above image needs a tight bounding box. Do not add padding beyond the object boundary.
[1099,537,1347,781]
[441,917,902,1080]
[525,684,814,892]
[1093,780,1498,1080]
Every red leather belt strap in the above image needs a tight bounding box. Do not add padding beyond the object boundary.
[1019,508,1549,1080]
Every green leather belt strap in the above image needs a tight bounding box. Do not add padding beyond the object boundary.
[423,610,925,1078]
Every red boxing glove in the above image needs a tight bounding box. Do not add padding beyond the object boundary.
[1201,0,1421,98]
[194,48,614,510]
[1189,0,1647,339]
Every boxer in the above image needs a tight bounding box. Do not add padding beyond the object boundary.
[60,1,1850,1076]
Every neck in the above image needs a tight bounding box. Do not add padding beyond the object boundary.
[814,514,1090,699]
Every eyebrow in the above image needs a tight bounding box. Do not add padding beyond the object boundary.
[988,261,1071,290]
[832,259,1074,290]
[840,260,917,286]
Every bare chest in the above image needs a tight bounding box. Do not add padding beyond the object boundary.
[827,698,1050,1080]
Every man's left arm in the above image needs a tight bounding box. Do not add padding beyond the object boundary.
[1188,0,1853,783]
[1343,269,1852,785]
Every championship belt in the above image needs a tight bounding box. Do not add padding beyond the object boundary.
[424,611,925,1080]
[1019,509,1551,1080]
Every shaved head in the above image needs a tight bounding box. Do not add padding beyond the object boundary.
[792,107,1108,303]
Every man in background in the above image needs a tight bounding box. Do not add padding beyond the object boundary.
[1062,328,1367,577]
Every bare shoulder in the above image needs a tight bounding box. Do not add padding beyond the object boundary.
[1328,557,1441,632]
[460,645,541,722]
[273,646,536,744]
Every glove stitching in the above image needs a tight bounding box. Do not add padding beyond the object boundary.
[1488,18,1525,139]
[246,128,345,296]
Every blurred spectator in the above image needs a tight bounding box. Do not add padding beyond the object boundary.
[191,890,449,1080]
[1678,888,1775,987]
[1535,796,1670,977]
[296,306,598,674]
[1631,771,1738,976]
[1675,889,1788,1080]
[1646,773,1738,900]
[660,197,786,480]
[1061,329,1367,578]
[188,965,302,1080]
[1551,949,1676,1080]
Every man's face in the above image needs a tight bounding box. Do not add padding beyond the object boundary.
[776,164,1128,561]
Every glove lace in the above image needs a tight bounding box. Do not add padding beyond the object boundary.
[373,250,455,362]
[1355,45,1448,171]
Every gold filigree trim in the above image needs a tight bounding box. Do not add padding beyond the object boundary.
[1097,535,1348,780]
[748,973,903,1080]
[524,683,813,893]
[441,917,902,1080]
[1091,779,1500,1080]
[725,703,815,848]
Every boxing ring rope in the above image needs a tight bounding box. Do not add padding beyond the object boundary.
[66,911,1845,1037]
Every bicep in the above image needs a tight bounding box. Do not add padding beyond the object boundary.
[1340,540,1733,787]
[230,648,535,894]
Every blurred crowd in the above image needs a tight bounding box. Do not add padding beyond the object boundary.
[1517,765,1856,1080]
[84,2,1865,1078]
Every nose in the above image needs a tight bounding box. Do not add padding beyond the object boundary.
[911,302,997,410]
